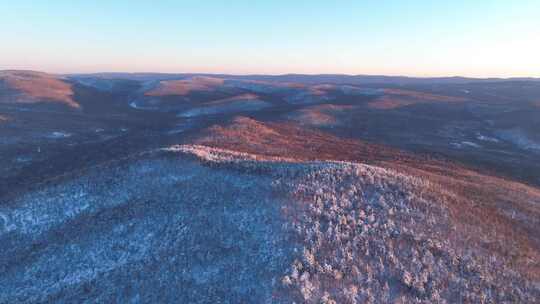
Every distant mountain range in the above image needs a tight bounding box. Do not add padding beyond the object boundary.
[67,71,540,84]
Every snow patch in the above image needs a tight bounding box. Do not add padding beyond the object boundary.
[476,133,500,143]
[129,100,159,110]
[498,129,540,151]
[47,131,72,139]
[451,141,481,149]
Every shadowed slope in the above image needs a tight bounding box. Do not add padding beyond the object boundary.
[178,94,271,117]
[0,148,294,303]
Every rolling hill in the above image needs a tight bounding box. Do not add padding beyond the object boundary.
[1,70,539,303]
[0,70,79,109]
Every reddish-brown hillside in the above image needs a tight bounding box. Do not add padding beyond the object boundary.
[145,77,225,96]
[0,70,79,109]
[368,88,467,109]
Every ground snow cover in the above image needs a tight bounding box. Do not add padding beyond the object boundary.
[1,145,537,303]
[164,145,539,303]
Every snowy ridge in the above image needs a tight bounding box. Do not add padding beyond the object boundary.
[0,144,537,303]
[165,145,538,303]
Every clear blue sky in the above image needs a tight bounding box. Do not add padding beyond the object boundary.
[1,0,539,77]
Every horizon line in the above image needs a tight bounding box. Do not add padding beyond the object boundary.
[3,69,540,80]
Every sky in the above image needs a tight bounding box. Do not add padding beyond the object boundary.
[1,0,539,77]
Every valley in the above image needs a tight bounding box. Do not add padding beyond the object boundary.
[1,70,540,302]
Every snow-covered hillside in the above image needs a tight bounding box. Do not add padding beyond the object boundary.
[1,145,537,303]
